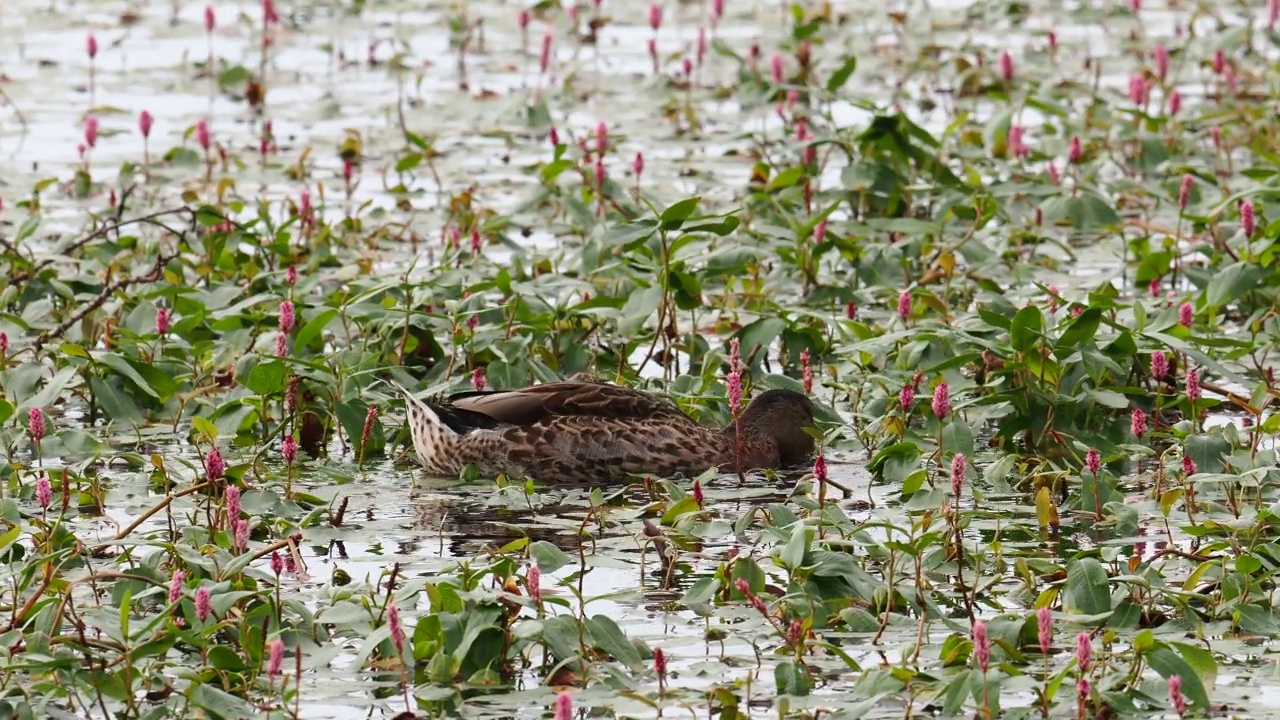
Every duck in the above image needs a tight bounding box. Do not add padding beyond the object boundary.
[389,379,817,483]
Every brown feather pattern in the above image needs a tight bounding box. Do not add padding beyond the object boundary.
[392,380,816,483]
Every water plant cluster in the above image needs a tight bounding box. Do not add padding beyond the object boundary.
[0,0,1276,717]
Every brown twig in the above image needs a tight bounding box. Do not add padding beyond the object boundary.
[10,206,195,287]
[34,249,181,351]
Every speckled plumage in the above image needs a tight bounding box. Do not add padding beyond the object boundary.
[390,380,816,483]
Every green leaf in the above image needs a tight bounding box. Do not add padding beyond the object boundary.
[775,659,812,696]
[530,540,570,574]
[1009,306,1043,353]
[1057,307,1102,349]
[190,683,257,720]
[239,360,286,396]
[295,308,338,350]
[767,166,806,192]
[778,521,810,571]
[207,645,248,671]
[602,219,659,247]
[1205,262,1268,308]
[586,615,642,669]
[660,197,702,229]
[1064,557,1111,616]
[1146,647,1209,709]
[95,353,158,399]
[826,55,858,92]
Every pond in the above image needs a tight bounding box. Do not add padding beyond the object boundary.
[0,0,1275,718]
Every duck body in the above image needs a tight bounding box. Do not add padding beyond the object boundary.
[392,380,816,483]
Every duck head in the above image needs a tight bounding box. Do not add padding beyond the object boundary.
[727,388,817,466]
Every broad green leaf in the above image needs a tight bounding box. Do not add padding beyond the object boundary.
[1064,557,1111,616]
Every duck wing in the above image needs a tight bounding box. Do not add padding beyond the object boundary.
[448,382,697,427]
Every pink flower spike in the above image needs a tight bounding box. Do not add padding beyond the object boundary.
[1271,0,1280,30]
[1085,447,1101,476]
[1128,74,1147,106]
[28,408,45,443]
[540,30,553,73]
[267,639,285,678]
[387,602,404,654]
[633,152,644,180]
[1178,174,1192,210]
[1241,200,1256,237]
[897,290,911,322]
[168,569,185,605]
[1186,368,1201,403]
[1036,606,1052,654]
[554,692,572,720]
[1178,301,1193,328]
[648,3,663,31]
[1153,45,1169,82]
[225,485,241,521]
[205,447,225,480]
[1169,675,1188,716]
[595,121,608,153]
[1068,136,1082,164]
[84,116,99,149]
[282,435,298,464]
[999,50,1014,81]
[1182,452,1197,477]
[285,264,298,285]
[139,110,154,139]
[727,369,742,416]
[35,475,52,510]
[156,306,170,336]
[1075,632,1091,671]
[654,647,667,677]
[1151,350,1168,380]
[1131,407,1148,439]
[972,620,990,671]
[813,454,828,484]
[900,383,914,411]
[234,517,249,550]
[692,478,704,507]
[195,586,212,621]
[471,366,486,391]
[932,381,950,420]
[196,118,211,151]
[278,300,295,333]
[205,5,216,32]
[1008,124,1027,158]
[950,453,965,497]
[87,32,98,59]
[770,52,784,84]
[1168,90,1181,117]
[1213,49,1225,75]
[527,561,542,605]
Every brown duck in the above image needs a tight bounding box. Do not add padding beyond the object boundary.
[390,380,816,483]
